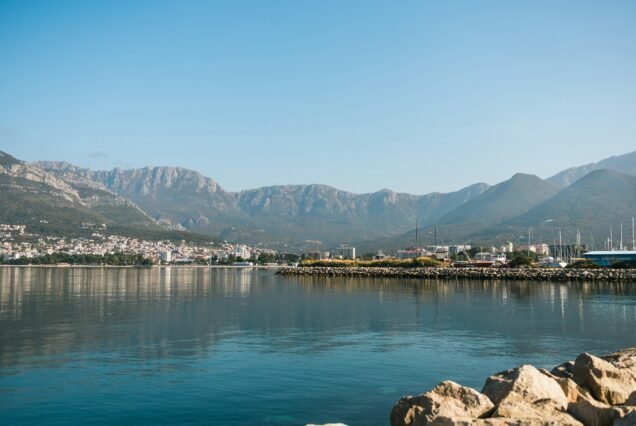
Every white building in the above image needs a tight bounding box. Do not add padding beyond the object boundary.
[234,245,251,260]
[427,245,449,260]
[449,245,471,256]
[334,245,356,260]
[518,244,549,256]
[160,251,172,263]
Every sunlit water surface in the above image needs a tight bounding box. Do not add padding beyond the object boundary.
[1,267,635,425]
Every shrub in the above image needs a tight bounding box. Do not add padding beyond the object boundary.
[508,255,533,268]
[610,261,636,269]
[566,260,600,269]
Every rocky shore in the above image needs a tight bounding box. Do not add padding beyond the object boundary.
[390,348,636,426]
[277,267,636,282]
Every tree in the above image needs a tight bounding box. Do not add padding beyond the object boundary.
[508,255,533,267]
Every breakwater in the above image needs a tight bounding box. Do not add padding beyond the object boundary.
[277,266,636,282]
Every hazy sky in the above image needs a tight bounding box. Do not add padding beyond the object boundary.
[1,1,635,194]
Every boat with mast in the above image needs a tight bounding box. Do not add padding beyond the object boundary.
[541,228,568,268]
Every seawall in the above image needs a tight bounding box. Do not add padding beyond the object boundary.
[277,266,636,282]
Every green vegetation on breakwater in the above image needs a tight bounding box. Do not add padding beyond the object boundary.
[300,257,443,268]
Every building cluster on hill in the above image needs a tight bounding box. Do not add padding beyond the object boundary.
[0,224,278,265]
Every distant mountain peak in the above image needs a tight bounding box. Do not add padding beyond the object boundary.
[436,173,558,226]
[548,150,636,188]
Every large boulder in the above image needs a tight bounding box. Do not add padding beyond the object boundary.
[481,365,568,408]
[390,381,494,426]
[547,373,594,404]
[494,397,581,425]
[567,396,629,426]
[601,348,636,371]
[541,370,635,426]
[572,352,636,405]
[481,365,581,425]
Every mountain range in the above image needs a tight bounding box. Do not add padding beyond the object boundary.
[34,160,490,246]
[0,149,634,251]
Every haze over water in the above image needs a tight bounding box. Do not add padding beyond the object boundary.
[1,267,635,425]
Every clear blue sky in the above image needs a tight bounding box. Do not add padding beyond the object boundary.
[1,0,635,194]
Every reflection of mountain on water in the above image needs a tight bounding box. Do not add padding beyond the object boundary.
[1,267,635,370]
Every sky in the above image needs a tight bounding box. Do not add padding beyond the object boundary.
[1,0,635,194]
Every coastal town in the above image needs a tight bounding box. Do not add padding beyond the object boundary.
[2,223,635,268]
[0,223,281,265]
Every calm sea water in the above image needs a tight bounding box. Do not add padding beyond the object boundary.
[1,267,635,425]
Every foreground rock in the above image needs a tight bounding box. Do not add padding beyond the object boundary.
[391,381,494,425]
[480,365,580,424]
[572,352,636,405]
[391,349,636,426]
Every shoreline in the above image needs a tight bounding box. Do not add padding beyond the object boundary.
[0,264,283,269]
[277,266,636,282]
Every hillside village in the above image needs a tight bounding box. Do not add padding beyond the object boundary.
[0,224,279,265]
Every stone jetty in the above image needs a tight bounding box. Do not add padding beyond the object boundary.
[390,348,636,426]
[277,267,636,282]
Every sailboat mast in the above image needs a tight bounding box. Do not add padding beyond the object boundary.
[633,217,635,251]
[415,220,418,251]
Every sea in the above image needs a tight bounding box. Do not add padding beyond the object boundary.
[1,266,635,425]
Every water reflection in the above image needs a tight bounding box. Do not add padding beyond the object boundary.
[1,267,635,372]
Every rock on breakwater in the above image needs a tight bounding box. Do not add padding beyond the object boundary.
[390,348,636,426]
[277,267,636,282]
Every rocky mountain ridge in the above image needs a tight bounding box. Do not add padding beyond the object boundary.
[36,160,491,245]
[0,152,196,239]
[1,152,80,203]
